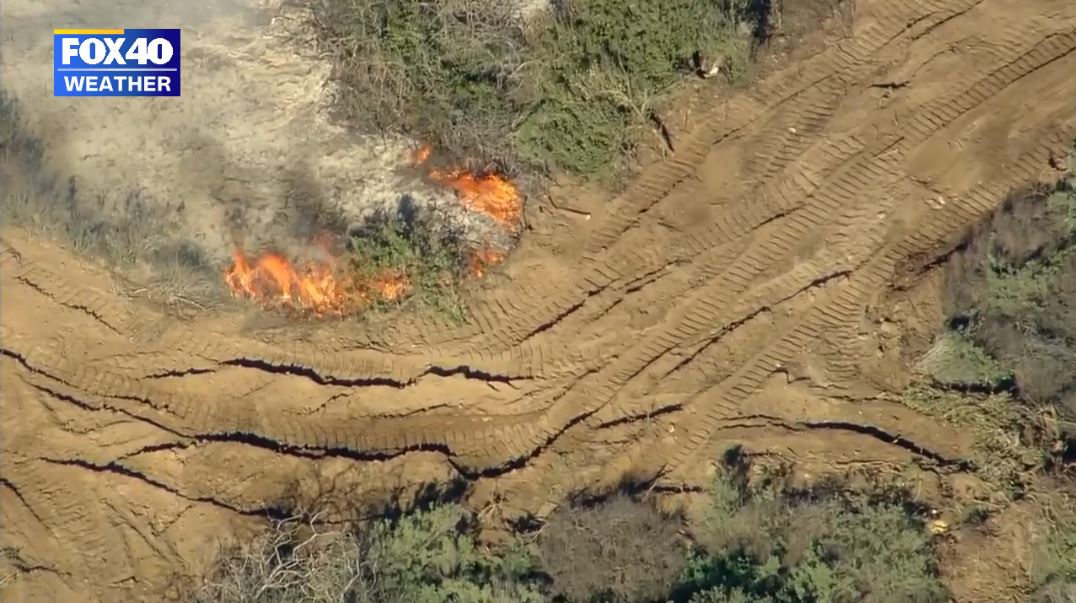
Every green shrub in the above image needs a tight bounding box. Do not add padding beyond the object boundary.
[347,198,470,322]
[688,586,770,603]
[313,0,527,171]
[516,0,752,176]
[192,506,547,603]
[917,331,1013,391]
[1030,513,1076,602]
[944,150,1076,421]
[361,505,545,603]
[677,471,949,603]
[315,0,757,178]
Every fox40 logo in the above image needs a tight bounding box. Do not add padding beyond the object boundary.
[54,29,180,97]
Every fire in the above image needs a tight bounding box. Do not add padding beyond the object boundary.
[225,144,520,316]
[363,270,410,302]
[467,248,506,279]
[407,143,522,232]
[224,248,410,315]
[428,168,522,231]
[409,144,433,166]
[225,249,347,314]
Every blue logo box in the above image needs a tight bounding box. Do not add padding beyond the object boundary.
[54,28,181,97]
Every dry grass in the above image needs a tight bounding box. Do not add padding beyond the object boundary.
[0,91,224,308]
[191,515,367,603]
[903,385,1054,501]
[190,506,546,603]
[535,495,689,603]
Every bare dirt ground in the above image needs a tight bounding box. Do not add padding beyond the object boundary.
[3,0,1076,601]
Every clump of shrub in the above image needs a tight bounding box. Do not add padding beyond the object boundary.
[535,494,689,603]
[347,196,472,321]
[314,0,759,179]
[676,464,949,603]
[194,465,949,603]
[515,0,752,176]
[532,472,947,603]
[314,0,528,173]
[1029,512,1076,603]
[917,330,1014,392]
[944,145,1076,425]
[192,506,547,603]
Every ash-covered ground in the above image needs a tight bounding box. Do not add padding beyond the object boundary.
[0,0,515,269]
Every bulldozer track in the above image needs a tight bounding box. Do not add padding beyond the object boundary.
[4,1,1076,600]
[326,0,993,355]
[371,6,1073,361]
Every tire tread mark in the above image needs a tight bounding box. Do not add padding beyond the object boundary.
[664,134,1073,472]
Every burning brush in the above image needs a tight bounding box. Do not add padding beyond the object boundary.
[410,144,523,232]
[224,246,414,316]
[225,144,518,316]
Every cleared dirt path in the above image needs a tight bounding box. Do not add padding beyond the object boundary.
[3,0,1076,600]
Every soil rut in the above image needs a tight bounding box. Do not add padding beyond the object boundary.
[3,0,1076,600]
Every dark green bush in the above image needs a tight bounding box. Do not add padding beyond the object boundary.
[314,0,756,178]
[347,197,470,321]
[944,147,1076,422]
[192,505,547,603]
[676,470,949,603]
[193,474,949,603]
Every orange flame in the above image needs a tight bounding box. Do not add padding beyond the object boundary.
[224,248,411,315]
[225,145,519,315]
[368,270,410,301]
[407,144,522,232]
[467,248,506,279]
[429,168,522,231]
[409,144,433,166]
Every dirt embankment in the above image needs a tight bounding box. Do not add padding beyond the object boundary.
[3,0,1076,601]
